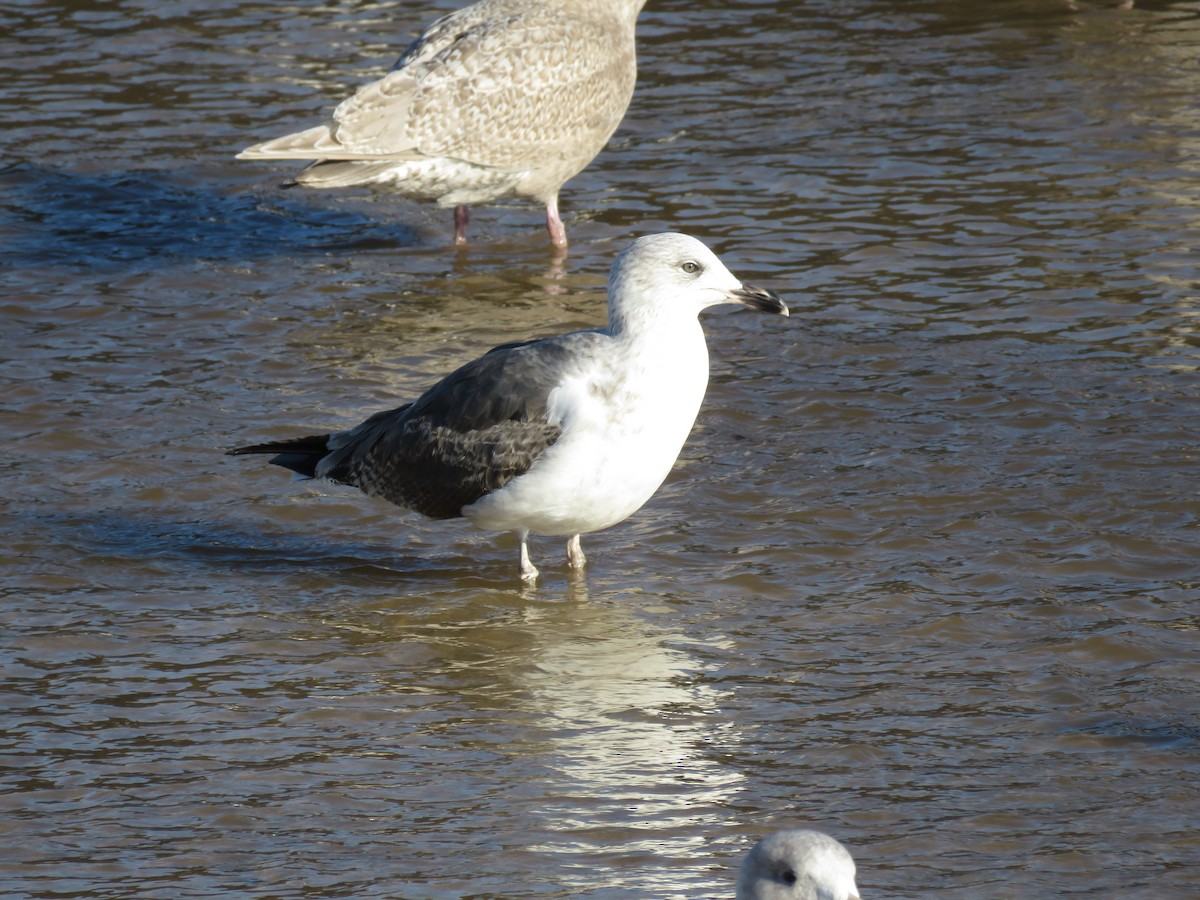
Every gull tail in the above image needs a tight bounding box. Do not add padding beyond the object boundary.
[226,435,331,478]
[295,159,405,188]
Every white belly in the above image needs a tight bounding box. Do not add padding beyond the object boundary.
[464,336,710,537]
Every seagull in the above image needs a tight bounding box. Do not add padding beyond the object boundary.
[737,830,861,900]
[237,0,648,247]
[227,232,788,581]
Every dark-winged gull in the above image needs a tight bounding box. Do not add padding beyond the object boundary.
[737,830,860,900]
[228,233,788,581]
[237,0,647,247]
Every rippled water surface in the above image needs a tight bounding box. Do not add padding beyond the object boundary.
[3,0,1199,896]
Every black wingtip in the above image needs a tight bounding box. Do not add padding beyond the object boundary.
[224,435,332,478]
[226,441,294,457]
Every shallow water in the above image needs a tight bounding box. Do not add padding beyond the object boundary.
[2,0,1199,896]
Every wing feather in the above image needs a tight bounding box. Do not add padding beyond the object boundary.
[316,332,606,519]
[239,2,636,171]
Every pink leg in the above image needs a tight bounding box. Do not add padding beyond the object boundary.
[454,204,470,245]
[545,196,568,248]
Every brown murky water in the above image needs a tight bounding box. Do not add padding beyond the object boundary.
[3,0,1199,896]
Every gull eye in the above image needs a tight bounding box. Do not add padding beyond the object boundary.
[781,869,797,885]
[680,260,702,275]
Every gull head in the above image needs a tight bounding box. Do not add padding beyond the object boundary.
[607,233,787,334]
[736,829,860,900]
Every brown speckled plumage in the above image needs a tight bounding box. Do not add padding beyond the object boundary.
[238,0,647,246]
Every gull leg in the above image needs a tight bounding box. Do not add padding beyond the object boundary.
[544,195,568,249]
[518,530,540,582]
[454,204,471,245]
[566,534,586,569]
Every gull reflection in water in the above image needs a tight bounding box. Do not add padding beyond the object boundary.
[518,577,744,894]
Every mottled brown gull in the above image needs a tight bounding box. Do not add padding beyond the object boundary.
[227,233,788,582]
[737,830,860,900]
[237,0,648,247]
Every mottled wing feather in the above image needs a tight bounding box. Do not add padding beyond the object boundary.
[319,3,634,169]
[325,69,422,156]
[328,414,560,519]
[404,11,636,169]
[390,2,501,71]
[316,332,606,519]
[294,159,407,188]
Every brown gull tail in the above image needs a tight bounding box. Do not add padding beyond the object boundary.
[226,435,331,479]
[295,160,409,189]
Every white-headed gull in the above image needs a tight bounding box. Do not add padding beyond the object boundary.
[737,829,861,900]
[228,232,788,581]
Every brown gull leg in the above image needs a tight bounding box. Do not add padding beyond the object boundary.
[566,534,586,569]
[544,195,567,249]
[454,204,471,245]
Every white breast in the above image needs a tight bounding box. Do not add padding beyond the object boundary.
[464,322,710,537]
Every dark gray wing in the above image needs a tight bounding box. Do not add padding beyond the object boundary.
[318,331,605,519]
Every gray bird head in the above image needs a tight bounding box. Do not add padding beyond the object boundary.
[736,829,860,900]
